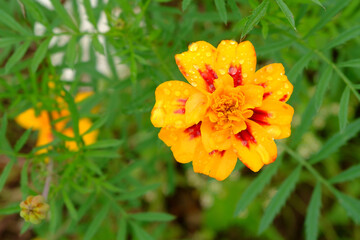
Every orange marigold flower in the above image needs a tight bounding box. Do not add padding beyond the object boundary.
[151,40,294,181]
[15,92,98,156]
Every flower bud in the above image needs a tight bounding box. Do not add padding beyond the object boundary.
[20,195,49,224]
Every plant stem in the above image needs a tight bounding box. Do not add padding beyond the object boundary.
[42,159,53,200]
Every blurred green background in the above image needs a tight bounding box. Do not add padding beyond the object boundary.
[0,0,360,239]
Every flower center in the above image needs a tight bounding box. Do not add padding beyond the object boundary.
[212,92,244,119]
[209,88,249,130]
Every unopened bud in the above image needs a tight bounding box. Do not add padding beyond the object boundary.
[20,195,49,224]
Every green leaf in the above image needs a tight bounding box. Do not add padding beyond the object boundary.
[117,184,160,201]
[20,222,31,234]
[49,0,78,31]
[339,87,350,132]
[92,35,105,55]
[305,183,322,240]
[130,212,175,222]
[0,9,31,35]
[261,21,269,39]
[338,59,360,68]
[116,218,127,240]
[290,97,316,147]
[256,39,293,56]
[330,164,360,184]
[274,0,296,30]
[315,66,333,110]
[0,113,8,141]
[182,0,192,11]
[234,155,282,216]
[309,118,360,164]
[130,222,154,240]
[62,190,78,221]
[84,150,119,159]
[334,191,360,224]
[0,203,20,215]
[5,41,31,73]
[83,114,108,135]
[31,38,51,73]
[305,0,351,39]
[324,26,360,50]
[241,0,269,39]
[20,161,29,197]
[83,203,110,240]
[258,166,302,234]
[84,139,124,149]
[311,0,325,9]
[65,37,77,68]
[0,38,22,48]
[214,0,227,24]
[62,89,80,143]
[20,0,48,25]
[287,50,313,84]
[83,0,97,26]
[0,157,15,193]
[14,128,32,152]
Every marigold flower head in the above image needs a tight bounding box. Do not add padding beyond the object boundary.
[20,195,49,224]
[15,92,98,157]
[151,40,294,181]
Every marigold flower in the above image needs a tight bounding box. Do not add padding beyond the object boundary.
[20,195,49,224]
[15,92,98,156]
[151,40,294,181]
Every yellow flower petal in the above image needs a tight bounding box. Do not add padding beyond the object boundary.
[253,63,293,102]
[193,144,238,181]
[151,80,200,128]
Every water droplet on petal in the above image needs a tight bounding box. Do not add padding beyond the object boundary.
[189,43,198,51]
[175,91,181,96]
[164,89,171,95]
[243,73,248,78]
[239,59,244,64]
[206,52,211,57]
[219,69,226,75]
[266,65,273,73]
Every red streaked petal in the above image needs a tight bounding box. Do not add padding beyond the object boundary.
[151,81,200,128]
[249,99,294,139]
[159,123,202,164]
[253,63,293,102]
[215,40,257,86]
[175,41,219,93]
[232,120,277,171]
[200,118,232,152]
[193,145,238,181]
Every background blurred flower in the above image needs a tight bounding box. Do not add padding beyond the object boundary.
[20,195,49,224]
[15,91,98,155]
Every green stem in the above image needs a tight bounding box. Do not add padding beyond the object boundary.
[281,144,337,194]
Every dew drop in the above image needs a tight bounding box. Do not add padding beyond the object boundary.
[266,65,273,73]
[164,88,171,95]
[205,52,212,57]
[175,91,181,96]
[239,59,244,64]
[219,69,226,75]
[189,43,198,51]
[243,73,248,78]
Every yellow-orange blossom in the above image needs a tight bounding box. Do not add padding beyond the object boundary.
[151,40,294,181]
